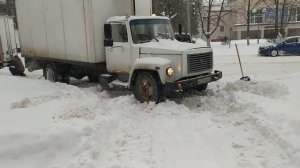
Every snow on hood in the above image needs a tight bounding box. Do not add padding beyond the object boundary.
[259,43,276,48]
[135,39,209,55]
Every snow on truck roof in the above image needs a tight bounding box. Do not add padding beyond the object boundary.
[107,16,170,22]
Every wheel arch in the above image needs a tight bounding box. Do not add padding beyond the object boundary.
[128,57,173,89]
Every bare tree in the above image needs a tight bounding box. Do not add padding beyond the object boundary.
[263,0,300,38]
[152,0,181,18]
[234,0,261,45]
[196,0,228,46]
[279,0,294,37]
[152,0,199,35]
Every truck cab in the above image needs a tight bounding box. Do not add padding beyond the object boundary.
[103,16,222,102]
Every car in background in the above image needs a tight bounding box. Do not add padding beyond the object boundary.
[211,36,226,42]
[211,36,229,45]
[259,36,300,57]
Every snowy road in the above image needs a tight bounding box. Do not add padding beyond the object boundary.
[0,40,300,168]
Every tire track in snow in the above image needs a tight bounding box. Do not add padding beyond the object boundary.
[180,80,298,168]
[246,112,300,167]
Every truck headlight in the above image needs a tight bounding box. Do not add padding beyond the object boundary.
[166,67,174,77]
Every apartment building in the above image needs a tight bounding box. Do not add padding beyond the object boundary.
[210,0,300,40]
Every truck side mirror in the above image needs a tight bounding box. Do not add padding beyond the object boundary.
[104,24,113,47]
[104,24,112,39]
[178,24,182,35]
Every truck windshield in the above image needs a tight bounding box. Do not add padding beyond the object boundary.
[130,19,175,44]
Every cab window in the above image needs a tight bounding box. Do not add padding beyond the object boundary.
[111,24,128,42]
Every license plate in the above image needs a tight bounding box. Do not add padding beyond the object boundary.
[198,77,211,84]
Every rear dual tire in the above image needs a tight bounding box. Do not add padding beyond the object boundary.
[88,74,99,83]
[44,64,70,84]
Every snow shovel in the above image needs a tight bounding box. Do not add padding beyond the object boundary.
[235,44,250,81]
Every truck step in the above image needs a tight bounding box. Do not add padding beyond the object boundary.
[110,80,129,88]
[99,74,116,85]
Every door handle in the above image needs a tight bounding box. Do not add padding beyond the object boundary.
[110,46,124,52]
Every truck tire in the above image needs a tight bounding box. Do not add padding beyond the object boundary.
[62,74,71,84]
[44,64,70,84]
[134,72,164,103]
[194,83,208,92]
[44,64,62,83]
[88,74,99,83]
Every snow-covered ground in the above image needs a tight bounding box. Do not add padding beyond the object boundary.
[1,39,300,168]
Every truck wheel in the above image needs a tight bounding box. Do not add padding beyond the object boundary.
[62,74,70,84]
[134,72,163,103]
[194,83,208,92]
[270,49,278,57]
[45,64,62,83]
[88,74,99,83]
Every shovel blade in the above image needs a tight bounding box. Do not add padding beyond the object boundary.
[240,76,250,81]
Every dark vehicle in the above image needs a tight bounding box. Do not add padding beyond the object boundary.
[175,33,195,43]
[211,36,226,42]
[259,36,300,57]
[174,24,195,43]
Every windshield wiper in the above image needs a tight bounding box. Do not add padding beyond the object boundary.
[156,33,173,41]
[137,33,159,42]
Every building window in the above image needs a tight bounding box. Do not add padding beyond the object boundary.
[265,7,289,23]
[290,7,300,22]
[250,9,263,24]
[241,30,261,39]
[220,26,224,32]
[288,28,300,36]
[265,8,274,23]
[264,29,277,39]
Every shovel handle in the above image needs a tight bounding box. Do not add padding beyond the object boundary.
[235,44,244,77]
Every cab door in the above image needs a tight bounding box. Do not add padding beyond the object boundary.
[106,23,132,74]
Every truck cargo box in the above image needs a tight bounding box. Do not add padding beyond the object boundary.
[16,0,133,64]
[0,16,17,61]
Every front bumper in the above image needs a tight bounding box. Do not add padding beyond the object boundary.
[165,70,222,93]
[258,48,270,56]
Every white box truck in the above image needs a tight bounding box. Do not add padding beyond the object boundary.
[14,0,222,103]
[0,16,17,68]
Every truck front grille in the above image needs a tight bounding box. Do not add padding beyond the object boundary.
[188,52,213,73]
